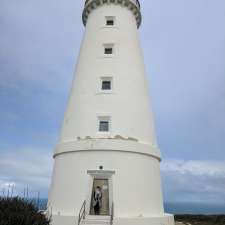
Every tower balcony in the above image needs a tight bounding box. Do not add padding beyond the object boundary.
[83,0,142,28]
[84,0,140,9]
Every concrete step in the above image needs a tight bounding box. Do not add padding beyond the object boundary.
[82,215,111,225]
[82,222,110,225]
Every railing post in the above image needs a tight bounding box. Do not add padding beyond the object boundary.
[84,200,86,219]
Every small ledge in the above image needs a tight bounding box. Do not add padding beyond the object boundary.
[101,55,115,59]
[96,131,111,135]
[87,170,115,175]
[95,91,114,95]
[100,26,119,30]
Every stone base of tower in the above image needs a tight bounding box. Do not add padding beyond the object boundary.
[50,214,174,225]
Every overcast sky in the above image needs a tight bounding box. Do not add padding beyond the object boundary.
[0,0,225,205]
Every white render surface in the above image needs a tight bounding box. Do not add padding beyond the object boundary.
[48,151,164,216]
[48,1,174,225]
[59,4,156,145]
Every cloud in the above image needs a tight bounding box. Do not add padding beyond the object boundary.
[0,147,53,198]
[1,152,225,205]
[161,159,225,204]
[0,0,83,95]
[161,159,225,177]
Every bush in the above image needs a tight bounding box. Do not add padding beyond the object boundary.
[0,197,50,225]
[175,214,225,225]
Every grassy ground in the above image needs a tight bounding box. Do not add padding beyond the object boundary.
[175,215,225,225]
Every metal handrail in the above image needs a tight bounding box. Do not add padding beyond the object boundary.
[110,201,114,225]
[78,200,86,225]
[45,205,52,222]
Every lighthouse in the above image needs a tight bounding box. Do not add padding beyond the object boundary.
[48,0,174,225]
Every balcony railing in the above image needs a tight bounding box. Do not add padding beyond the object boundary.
[85,0,140,9]
[83,0,142,28]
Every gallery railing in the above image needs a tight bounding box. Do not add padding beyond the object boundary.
[85,0,140,8]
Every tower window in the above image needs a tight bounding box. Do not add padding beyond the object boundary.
[100,77,113,93]
[104,47,113,55]
[98,117,110,132]
[103,44,114,56]
[106,16,115,26]
[102,81,111,90]
[107,20,114,26]
[99,121,109,132]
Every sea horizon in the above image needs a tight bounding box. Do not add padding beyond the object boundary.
[37,199,225,215]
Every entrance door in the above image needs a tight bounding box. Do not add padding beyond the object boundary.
[90,179,109,216]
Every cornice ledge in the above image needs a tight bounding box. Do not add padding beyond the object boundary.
[54,139,161,161]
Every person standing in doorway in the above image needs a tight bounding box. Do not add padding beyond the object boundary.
[93,186,102,215]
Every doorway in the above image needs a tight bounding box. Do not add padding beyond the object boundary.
[90,179,109,216]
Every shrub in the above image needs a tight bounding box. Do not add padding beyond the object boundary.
[175,214,225,225]
[0,197,50,225]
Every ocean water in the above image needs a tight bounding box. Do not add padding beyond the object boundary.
[164,202,225,215]
[38,199,225,215]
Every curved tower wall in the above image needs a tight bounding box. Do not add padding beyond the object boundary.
[59,4,156,146]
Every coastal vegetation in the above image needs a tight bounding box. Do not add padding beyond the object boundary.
[0,197,50,225]
[0,197,224,225]
[175,214,225,225]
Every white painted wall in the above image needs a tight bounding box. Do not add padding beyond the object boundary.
[58,4,157,146]
[48,150,164,217]
[48,1,174,225]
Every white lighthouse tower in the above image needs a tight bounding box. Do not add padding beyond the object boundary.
[48,1,174,225]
